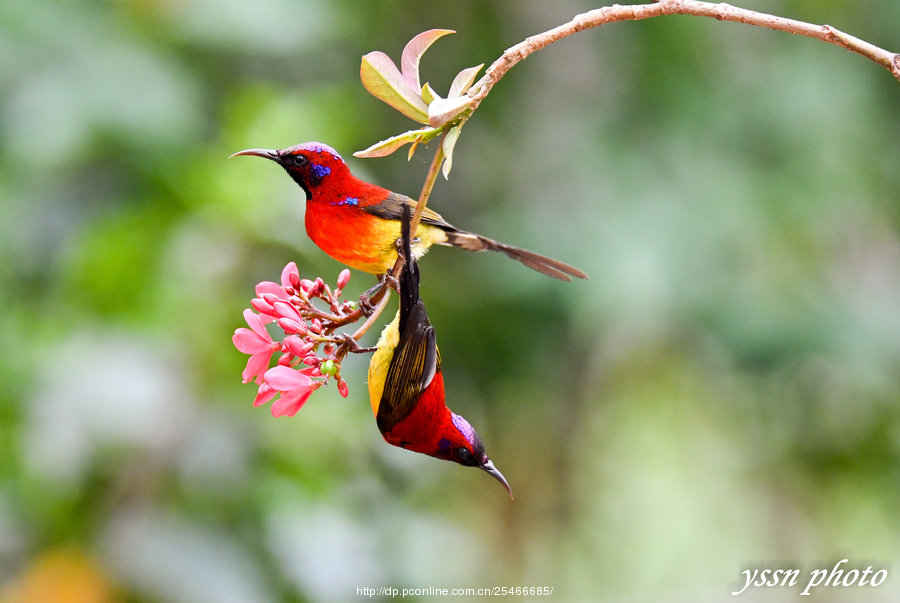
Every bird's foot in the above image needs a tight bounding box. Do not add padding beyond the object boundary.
[358,292,378,316]
[358,273,399,316]
[381,273,400,293]
[338,332,376,355]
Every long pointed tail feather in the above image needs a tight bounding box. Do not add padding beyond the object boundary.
[442,230,587,281]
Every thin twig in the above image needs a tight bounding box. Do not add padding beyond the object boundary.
[388,130,449,280]
[350,291,392,340]
[467,0,899,109]
[348,0,897,345]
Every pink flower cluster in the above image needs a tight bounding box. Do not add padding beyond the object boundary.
[233,262,354,417]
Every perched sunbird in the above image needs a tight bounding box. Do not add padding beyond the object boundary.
[231,142,586,281]
[366,206,512,498]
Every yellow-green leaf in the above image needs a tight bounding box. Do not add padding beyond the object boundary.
[448,64,484,97]
[442,125,461,179]
[421,82,441,105]
[354,127,441,158]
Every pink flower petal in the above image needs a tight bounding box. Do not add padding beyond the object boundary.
[281,262,300,290]
[270,388,313,417]
[253,383,277,407]
[232,328,271,355]
[264,365,314,391]
[242,309,270,340]
[242,350,274,384]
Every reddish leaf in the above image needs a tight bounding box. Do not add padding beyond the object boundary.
[400,29,455,91]
[428,95,473,128]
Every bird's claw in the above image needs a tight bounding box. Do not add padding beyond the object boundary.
[382,273,400,293]
[358,294,378,316]
[358,273,400,315]
[338,332,375,355]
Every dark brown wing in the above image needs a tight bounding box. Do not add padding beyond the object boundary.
[377,204,441,432]
[359,192,456,232]
[376,300,441,433]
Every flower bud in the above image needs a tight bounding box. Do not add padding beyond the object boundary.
[273,300,302,323]
[251,297,274,315]
[283,335,314,357]
[277,352,293,366]
[320,359,337,376]
[277,318,304,334]
[336,269,351,290]
[337,379,349,398]
[281,262,300,290]
[302,354,319,366]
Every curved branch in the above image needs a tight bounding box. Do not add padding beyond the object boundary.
[467,0,900,109]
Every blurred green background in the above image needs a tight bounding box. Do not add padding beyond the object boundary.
[2,1,899,601]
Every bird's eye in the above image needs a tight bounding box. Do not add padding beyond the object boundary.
[457,447,472,462]
[292,154,308,166]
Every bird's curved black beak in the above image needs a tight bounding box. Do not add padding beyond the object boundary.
[229,148,280,162]
[481,459,514,500]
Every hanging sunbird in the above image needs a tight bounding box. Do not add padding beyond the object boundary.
[231,142,587,281]
[366,205,513,498]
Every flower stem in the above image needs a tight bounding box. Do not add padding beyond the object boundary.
[350,292,392,341]
[391,130,448,279]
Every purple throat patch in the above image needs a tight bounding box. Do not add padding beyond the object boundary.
[311,164,331,180]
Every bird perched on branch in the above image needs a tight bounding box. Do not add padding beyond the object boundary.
[231,142,586,281]
[366,205,512,498]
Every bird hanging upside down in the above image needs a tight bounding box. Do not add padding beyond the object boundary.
[231,142,587,282]
[366,205,513,498]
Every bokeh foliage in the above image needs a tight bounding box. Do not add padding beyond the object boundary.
[1,1,899,601]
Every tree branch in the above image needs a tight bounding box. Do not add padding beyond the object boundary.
[467,0,900,109]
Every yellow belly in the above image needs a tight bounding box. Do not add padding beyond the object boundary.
[306,205,447,274]
[367,311,400,417]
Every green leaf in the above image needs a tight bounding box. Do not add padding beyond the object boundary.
[442,125,461,179]
[420,82,441,105]
[448,64,484,97]
[407,139,421,161]
[360,51,429,123]
[353,127,441,158]
[428,95,473,128]
[400,29,455,91]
